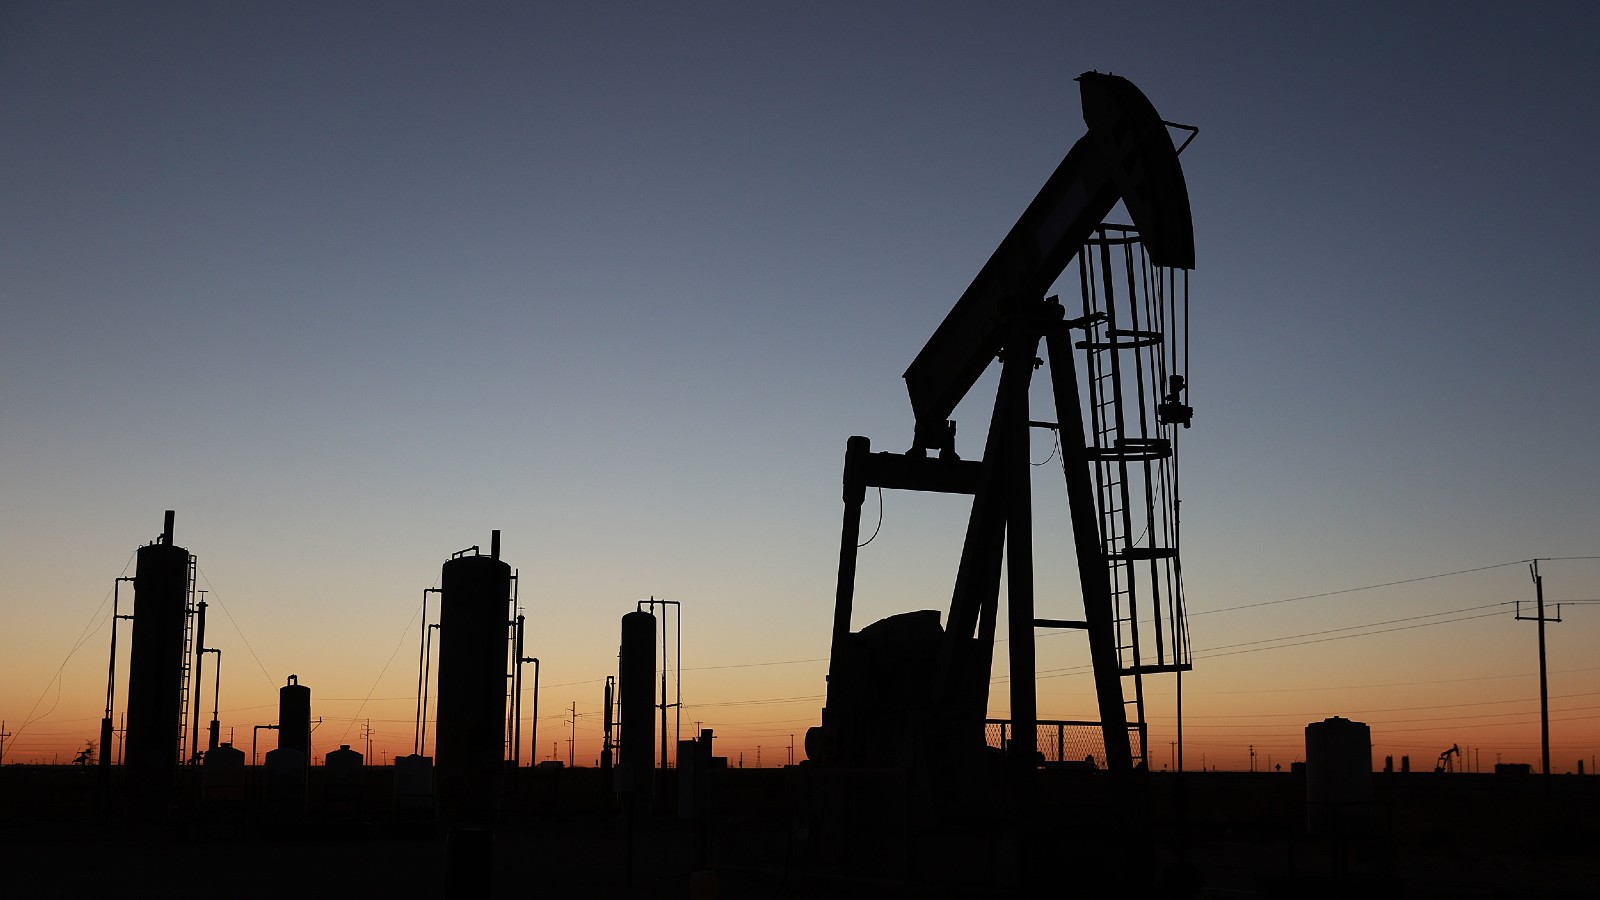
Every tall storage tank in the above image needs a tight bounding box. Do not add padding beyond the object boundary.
[124,510,190,804]
[278,675,311,757]
[435,532,512,825]
[1305,715,1372,835]
[618,610,657,785]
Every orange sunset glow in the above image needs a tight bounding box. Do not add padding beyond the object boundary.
[4,3,1599,896]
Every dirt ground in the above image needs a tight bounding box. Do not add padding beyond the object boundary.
[1,765,1595,898]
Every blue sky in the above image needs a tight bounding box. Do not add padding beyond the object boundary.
[4,2,1598,766]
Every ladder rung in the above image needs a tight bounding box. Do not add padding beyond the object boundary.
[1077,328,1163,349]
[1121,663,1193,676]
[1088,438,1172,461]
[1107,548,1176,561]
[1033,618,1089,630]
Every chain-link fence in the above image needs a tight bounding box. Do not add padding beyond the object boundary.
[984,719,1143,769]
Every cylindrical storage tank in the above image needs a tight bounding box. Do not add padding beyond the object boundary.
[278,675,311,758]
[435,540,512,825]
[324,743,365,816]
[618,610,657,782]
[393,753,435,822]
[124,511,190,804]
[1305,715,1372,835]
[326,742,364,773]
[202,741,247,803]
[262,746,308,821]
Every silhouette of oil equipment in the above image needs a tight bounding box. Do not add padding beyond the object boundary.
[1435,743,1461,773]
[617,607,657,806]
[103,510,201,813]
[431,531,519,829]
[807,71,1198,886]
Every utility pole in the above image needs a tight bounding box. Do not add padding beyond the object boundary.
[0,720,10,763]
[565,702,583,768]
[1516,560,1560,779]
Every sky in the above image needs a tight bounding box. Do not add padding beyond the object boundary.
[3,2,1599,773]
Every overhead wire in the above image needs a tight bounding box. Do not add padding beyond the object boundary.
[1197,602,1513,654]
[1015,600,1520,683]
[5,551,136,761]
[1190,560,1533,617]
[196,565,279,691]
[336,600,424,748]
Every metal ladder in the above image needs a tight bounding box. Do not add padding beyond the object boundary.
[176,554,197,763]
[1080,227,1197,772]
[1082,329,1148,768]
[1080,229,1193,768]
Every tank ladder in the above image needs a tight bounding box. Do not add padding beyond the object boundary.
[176,553,198,763]
[1076,226,1192,770]
[504,572,520,765]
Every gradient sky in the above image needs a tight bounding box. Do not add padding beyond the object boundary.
[4,2,1598,772]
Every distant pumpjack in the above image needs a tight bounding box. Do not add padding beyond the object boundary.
[1435,743,1461,774]
[812,72,1198,798]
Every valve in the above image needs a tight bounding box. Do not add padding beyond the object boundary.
[1156,374,1193,428]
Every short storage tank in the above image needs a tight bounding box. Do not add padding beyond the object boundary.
[324,743,365,818]
[202,741,247,803]
[1304,715,1372,835]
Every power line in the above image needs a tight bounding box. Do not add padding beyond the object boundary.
[7,551,136,759]
[1018,602,1517,683]
[196,566,279,691]
[1167,663,1600,696]
[1146,692,1600,722]
[336,601,424,747]
[681,657,827,673]
[1197,610,1508,661]
[684,694,824,709]
[1198,602,1511,654]
[1189,560,1531,617]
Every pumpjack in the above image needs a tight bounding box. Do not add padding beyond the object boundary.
[1435,744,1461,773]
[804,71,1199,881]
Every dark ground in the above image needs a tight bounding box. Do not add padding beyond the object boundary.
[1,764,1595,898]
